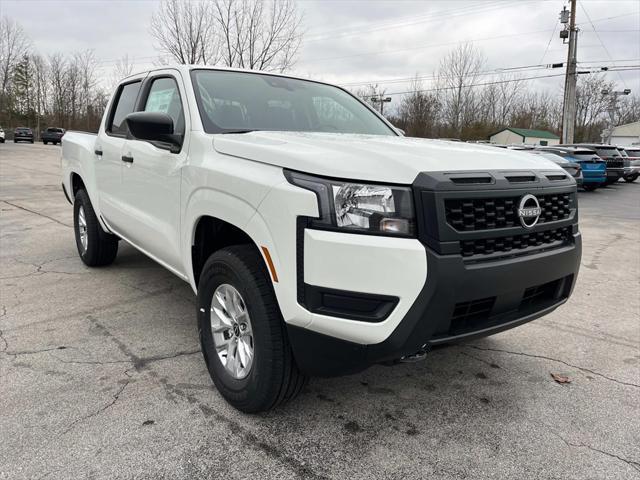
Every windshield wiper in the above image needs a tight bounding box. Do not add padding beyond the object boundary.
[220,129,258,134]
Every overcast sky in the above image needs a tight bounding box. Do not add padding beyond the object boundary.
[2,0,639,109]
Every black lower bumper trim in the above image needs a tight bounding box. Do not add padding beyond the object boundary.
[288,234,581,377]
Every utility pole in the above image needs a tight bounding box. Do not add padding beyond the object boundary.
[370,94,391,116]
[600,88,631,144]
[560,0,578,144]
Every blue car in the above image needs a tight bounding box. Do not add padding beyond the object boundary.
[537,146,606,191]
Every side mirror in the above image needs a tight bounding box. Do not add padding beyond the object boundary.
[125,111,181,152]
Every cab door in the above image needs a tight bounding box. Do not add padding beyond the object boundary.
[119,71,189,273]
[94,78,144,232]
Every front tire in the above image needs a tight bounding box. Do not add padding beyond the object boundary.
[43,141,48,145]
[583,184,598,191]
[73,189,118,266]
[197,245,307,413]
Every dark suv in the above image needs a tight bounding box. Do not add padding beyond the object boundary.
[14,127,34,143]
[41,127,65,145]
[561,144,624,184]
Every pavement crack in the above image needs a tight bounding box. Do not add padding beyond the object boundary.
[465,345,640,388]
[0,328,8,353]
[160,379,330,480]
[582,233,623,270]
[61,368,133,436]
[83,315,199,369]
[553,432,640,473]
[2,200,72,228]
[4,346,70,358]
[135,349,201,368]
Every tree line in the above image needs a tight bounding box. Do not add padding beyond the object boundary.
[1,6,637,142]
[360,43,639,142]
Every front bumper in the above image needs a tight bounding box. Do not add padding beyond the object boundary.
[606,168,624,180]
[289,236,581,377]
[288,170,582,377]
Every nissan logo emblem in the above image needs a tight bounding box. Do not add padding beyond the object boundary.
[518,194,542,228]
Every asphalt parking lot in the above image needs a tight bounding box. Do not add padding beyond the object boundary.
[1,142,639,480]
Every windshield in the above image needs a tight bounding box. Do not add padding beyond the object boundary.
[595,147,620,158]
[625,148,640,156]
[191,70,395,136]
[527,151,568,164]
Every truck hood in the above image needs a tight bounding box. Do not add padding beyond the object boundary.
[212,131,562,184]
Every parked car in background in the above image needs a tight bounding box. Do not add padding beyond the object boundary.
[41,127,65,145]
[524,150,583,187]
[13,127,34,143]
[622,146,640,182]
[562,144,624,184]
[537,146,606,191]
[0,126,5,143]
[616,147,636,183]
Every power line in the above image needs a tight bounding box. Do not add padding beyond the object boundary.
[302,0,511,43]
[309,28,555,63]
[540,20,560,64]
[380,67,638,97]
[339,64,556,87]
[578,0,630,89]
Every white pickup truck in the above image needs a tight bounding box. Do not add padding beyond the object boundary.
[61,66,582,412]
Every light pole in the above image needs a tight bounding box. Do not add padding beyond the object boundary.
[370,95,391,116]
[600,88,631,144]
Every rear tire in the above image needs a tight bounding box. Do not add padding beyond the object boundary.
[583,184,597,191]
[197,245,307,413]
[73,189,118,267]
[43,141,48,145]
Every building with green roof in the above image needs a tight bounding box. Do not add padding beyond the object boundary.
[489,127,560,146]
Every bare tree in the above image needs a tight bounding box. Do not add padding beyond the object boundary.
[49,53,67,125]
[397,76,439,137]
[437,42,485,137]
[110,54,136,89]
[213,0,303,72]
[32,54,48,137]
[150,0,216,65]
[575,74,614,141]
[75,50,98,130]
[0,16,30,118]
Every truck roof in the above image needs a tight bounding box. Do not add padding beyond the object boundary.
[121,64,320,87]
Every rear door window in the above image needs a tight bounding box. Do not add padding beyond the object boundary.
[108,81,142,136]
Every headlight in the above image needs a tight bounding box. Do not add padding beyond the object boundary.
[285,170,415,236]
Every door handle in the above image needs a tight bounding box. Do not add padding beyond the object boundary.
[121,155,134,163]
[94,149,103,156]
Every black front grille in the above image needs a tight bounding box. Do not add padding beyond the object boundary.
[460,226,573,257]
[445,193,571,231]
[606,159,624,169]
